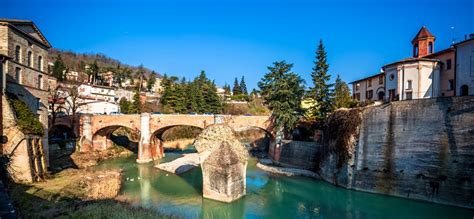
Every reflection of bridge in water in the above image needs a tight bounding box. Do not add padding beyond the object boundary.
[78,114,272,163]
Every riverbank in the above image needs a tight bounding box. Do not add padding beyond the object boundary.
[6,145,172,218]
[256,158,320,178]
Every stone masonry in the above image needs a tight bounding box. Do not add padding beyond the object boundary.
[0,20,52,166]
[319,96,474,209]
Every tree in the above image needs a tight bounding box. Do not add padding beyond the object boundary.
[52,55,66,81]
[129,89,142,114]
[223,83,231,95]
[333,75,354,109]
[119,97,131,114]
[232,77,241,95]
[87,60,100,84]
[240,76,248,95]
[147,72,157,91]
[258,61,305,137]
[136,64,146,92]
[49,86,66,125]
[308,40,333,120]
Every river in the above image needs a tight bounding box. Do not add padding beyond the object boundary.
[96,151,474,218]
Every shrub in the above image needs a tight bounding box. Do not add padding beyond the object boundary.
[10,98,44,136]
[319,108,362,169]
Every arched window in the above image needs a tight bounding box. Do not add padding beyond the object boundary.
[15,45,21,62]
[460,85,469,96]
[414,44,419,57]
[38,56,43,71]
[15,67,21,83]
[428,42,433,54]
[27,51,32,67]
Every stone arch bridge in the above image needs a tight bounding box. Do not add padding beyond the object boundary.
[79,114,272,163]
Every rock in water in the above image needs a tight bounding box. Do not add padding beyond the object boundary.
[194,124,249,203]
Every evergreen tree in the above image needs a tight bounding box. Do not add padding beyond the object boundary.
[52,55,66,81]
[119,97,131,114]
[258,61,305,136]
[333,75,353,109]
[147,72,157,91]
[240,76,248,95]
[129,89,142,114]
[223,83,231,95]
[232,77,241,95]
[87,60,100,84]
[308,40,333,120]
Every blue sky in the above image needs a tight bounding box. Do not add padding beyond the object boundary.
[2,0,473,90]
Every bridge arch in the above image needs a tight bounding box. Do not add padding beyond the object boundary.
[92,125,140,151]
[149,125,204,158]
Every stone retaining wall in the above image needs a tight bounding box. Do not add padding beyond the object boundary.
[319,97,474,209]
[270,140,320,170]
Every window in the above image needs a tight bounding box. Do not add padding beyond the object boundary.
[368,79,372,87]
[38,56,43,71]
[414,44,419,57]
[27,51,32,67]
[446,59,452,70]
[389,89,396,101]
[379,75,384,85]
[406,91,413,100]
[354,93,360,101]
[15,45,21,62]
[355,83,360,91]
[460,85,469,96]
[407,80,412,90]
[448,79,454,91]
[428,42,433,54]
[38,74,43,89]
[367,90,373,100]
[389,74,395,81]
[15,67,21,83]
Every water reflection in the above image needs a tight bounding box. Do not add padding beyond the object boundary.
[97,154,474,219]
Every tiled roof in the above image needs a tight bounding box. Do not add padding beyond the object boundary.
[412,26,435,43]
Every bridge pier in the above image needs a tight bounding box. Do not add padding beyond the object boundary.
[80,115,93,152]
[137,113,152,163]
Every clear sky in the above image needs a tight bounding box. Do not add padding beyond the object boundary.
[2,0,473,90]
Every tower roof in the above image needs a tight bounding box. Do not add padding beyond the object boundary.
[412,26,435,44]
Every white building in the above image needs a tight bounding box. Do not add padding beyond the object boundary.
[75,84,119,114]
[383,58,440,101]
[453,36,474,96]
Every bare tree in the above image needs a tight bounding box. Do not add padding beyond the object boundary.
[49,85,66,126]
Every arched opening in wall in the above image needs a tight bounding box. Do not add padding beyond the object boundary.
[378,91,385,100]
[151,125,203,155]
[234,127,273,157]
[92,125,140,153]
[49,124,75,150]
[460,85,469,96]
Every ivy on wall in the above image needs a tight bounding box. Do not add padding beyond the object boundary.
[8,95,44,136]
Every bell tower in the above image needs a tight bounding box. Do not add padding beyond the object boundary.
[412,26,435,58]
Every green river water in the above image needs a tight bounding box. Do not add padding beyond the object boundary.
[96,152,474,219]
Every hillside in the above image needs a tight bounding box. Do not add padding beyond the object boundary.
[49,48,159,77]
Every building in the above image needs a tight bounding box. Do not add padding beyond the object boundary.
[0,19,51,149]
[453,35,474,96]
[351,27,474,102]
[350,73,385,102]
[76,84,119,114]
[0,19,52,181]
